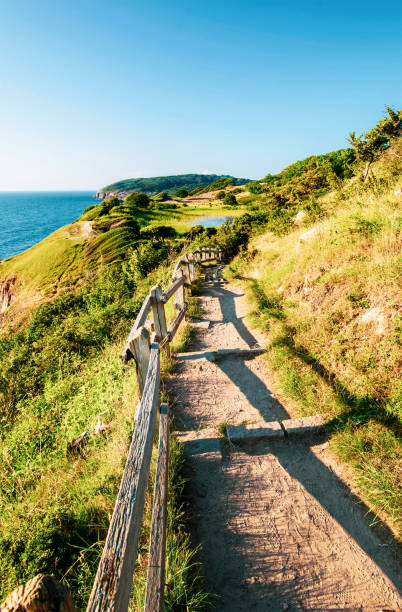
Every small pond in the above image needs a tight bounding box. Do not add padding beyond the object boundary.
[190,215,234,227]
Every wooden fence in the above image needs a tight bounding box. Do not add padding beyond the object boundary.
[87,246,222,611]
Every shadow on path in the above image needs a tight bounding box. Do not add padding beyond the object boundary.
[203,276,261,349]
[186,434,402,610]
[178,272,402,608]
[217,357,289,421]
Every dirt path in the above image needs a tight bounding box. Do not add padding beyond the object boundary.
[168,267,401,611]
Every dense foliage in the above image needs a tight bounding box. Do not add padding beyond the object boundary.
[223,193,237,206]
[125,192,150,208]
[101,173,246,197]
[174,188,188,198]
[189,176,243,196]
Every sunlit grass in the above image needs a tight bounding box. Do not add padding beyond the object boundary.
[226,174,402,537]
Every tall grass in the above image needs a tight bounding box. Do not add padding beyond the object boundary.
[0,250,211,607]
[226,169,402,537]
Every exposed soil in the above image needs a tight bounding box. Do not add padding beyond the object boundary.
[66,220,93,240]
[168,267,402,611]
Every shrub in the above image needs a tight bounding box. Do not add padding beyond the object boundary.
[174,188,188,198]
[216,191,225,200]
[348,107,402,181]
[248,181,264,194]
[140,226,177,239]
[223,193,237,206]
[152,191,169,202]
[126,241,170,281]
[125,192,150,208]
[151,202,178,210]
[82,204,96,214]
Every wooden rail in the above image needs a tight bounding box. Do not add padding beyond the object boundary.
[90,245,222,611]
[2,246,222,612]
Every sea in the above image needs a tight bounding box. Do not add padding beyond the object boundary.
[0,191,96,260]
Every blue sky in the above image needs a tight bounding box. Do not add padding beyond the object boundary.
[0,0,401,189]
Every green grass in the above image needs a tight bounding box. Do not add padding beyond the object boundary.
[225,169,402,537]
[0,340,135,606]
[131,436,213,610]
[0,250,212,607]
[136,204,246,235]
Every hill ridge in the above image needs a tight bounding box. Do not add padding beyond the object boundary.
[97,173,248,198]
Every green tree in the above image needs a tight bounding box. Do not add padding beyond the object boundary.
[125,192,150,208]
[98,196,122,215]
[174,188,188,198]
[152,191,169,202]
[348,107,402,181]
[126,240,169,281]
[216,191,225,200]
[248,181,263,194]
[223,193,237,206]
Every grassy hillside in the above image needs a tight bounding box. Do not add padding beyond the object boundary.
[100,173,248,197]
[0,196,245,328]
[0,183,248,606]
[0,107,400,606]
[0,236,212,608]
[201,121,401,536]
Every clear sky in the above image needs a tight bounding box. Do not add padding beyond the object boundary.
[0,0,401,190]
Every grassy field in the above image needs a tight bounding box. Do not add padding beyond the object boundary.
[129,202,246,234]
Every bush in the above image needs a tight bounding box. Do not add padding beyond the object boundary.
[151,202,178,210]
[152,191,169,202]
[174,188,188,198]
[216,191,225,200]
[223,193,237,206]
[248,181,264,194]
[82,197,123,220]
[126,241,170,281]
[82,204,96,214]
[187,225,205,237]
[125,192,150,208]
[140,226,177,239]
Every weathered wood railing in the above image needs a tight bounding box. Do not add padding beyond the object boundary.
[1,246,223,612]
[88,246,222,611]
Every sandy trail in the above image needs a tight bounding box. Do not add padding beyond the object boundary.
[168,267,401,611]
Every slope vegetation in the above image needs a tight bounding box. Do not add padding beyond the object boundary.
[98,173,248,198]
[198,118,401,535]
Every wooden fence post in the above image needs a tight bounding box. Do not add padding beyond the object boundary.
[188,253,195,281]
[144,403,169,612]
[150,285,170,358]
[1,575,76,612]
[174,267,185,311]
[181,255,192,296]
[128,326,150,397]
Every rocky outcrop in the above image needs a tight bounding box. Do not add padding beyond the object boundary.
[0,277,17,313]
[95,190,131,201]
